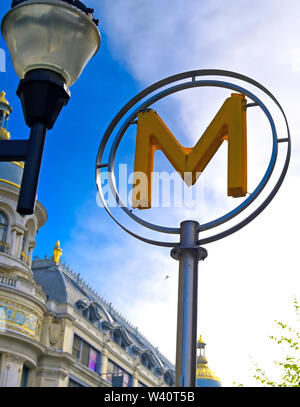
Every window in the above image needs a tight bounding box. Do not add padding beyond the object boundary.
[0,211,8,253]
[76,301,101,324]
[112,331,127,350]
[72,334,101,373]
[89,348,98,371]
[164,372,174,387]
[81,340,90,367]
[20,365,30,387]
[72,335,81,360]
[141,354,148,368]
[107,359,133,387]
[141,353,154,370]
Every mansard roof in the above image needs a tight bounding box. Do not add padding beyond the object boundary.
[32,256,175,382]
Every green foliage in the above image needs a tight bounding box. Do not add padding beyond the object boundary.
[252,297,300,387]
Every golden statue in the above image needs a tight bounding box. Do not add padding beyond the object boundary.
[53,240,62,264]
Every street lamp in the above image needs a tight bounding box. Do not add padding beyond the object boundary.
[0,0,100,215]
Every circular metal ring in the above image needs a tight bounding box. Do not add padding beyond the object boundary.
[96,69,291,247]
[108,80,277,233]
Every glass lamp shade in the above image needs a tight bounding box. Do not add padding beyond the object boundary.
[1,0,101,87]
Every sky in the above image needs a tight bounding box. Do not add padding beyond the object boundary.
[0,0,300,386]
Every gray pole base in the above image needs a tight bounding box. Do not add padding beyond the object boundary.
[171,220,207,387]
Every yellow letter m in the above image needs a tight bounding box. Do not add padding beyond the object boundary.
[133,93,247,209]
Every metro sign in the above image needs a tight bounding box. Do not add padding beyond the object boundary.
[96,70,290,389]
[96,69,290,246]
[133,93,247,209]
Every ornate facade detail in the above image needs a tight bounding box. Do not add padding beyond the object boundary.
[3,353,25,366]
[0,298,43,340]
[36,367,68,380]
[49,320,62,347]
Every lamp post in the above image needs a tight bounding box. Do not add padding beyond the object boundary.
[0,0,101,215]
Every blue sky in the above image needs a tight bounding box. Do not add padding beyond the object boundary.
[1,0,300,386]
[0,4,139,252]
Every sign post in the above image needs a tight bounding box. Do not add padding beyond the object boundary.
[171,220,207,386]
[96,70,291,387]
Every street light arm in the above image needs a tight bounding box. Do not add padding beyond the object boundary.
[0,124,47,216]
[17,122,47,215]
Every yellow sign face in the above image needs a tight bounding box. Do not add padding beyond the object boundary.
[133,93,247,209]
[0,302,39,339]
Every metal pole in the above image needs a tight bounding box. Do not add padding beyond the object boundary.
[171,220,207,387]
[17,122,47,215]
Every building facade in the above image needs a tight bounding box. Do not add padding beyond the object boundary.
[0,91,220,388]
[0,91,175,387]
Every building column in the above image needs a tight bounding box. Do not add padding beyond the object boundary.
[14,232,22,259]
[101,348,109,379]
[9,229,16,256]
[40,315,53,348]
[0,353,25,387]
[35,353,72,387]
[60,319,73,353]
[28,241,36,268]
[9,225,25,258]
[133,371,139,387]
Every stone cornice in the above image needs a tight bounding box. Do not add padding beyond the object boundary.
[42,349,75,366]
[36,367,68,379]
[0,281,48,313]
[0,330,47,356]
[0,253,32,277]
[10,224,26,234]
[70,362,111,387]
[34,201,47,229]
[0,185,19,202]
[45,300,75,322]
[4,353,26,365]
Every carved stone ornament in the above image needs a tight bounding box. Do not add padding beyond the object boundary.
[37,367,68,379]
[49,321,62,346]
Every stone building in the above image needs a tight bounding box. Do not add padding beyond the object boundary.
[0,91,221,388]
[0,91,175,387]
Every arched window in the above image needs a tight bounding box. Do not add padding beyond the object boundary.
[0,211,8,253]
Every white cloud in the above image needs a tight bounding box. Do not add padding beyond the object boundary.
[66,0,300,386]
